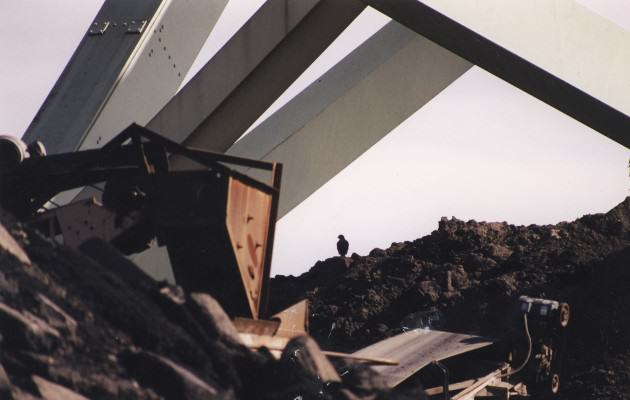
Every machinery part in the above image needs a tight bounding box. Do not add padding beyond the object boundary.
[1,124,282,320]
[27,198,142,251]
[0,135,28,171]
[432,360,451,400]
[513,296,569,398]
[501,313,532,378]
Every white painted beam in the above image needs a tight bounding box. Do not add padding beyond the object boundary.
[365,0,630,148]
[78,0,229,151]
[228,21,472,217]
[168,0,365,159]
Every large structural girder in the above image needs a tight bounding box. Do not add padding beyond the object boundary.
[366,0,630,147]
[227,21,472,218]
[25,0,630,280]
[23,0,228,154]
[149,0,366,159]
[150,0,630,222]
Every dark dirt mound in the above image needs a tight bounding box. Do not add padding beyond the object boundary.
[3,198,630,399]
[0,209,401,400]
[270,197,630,399]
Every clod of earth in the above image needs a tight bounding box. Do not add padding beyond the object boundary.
[2,198,630,399]
[270,197,630,399]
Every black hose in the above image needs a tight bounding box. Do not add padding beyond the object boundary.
[501,313,532,378]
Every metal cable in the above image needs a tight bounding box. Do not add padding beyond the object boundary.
[501,313,532,378]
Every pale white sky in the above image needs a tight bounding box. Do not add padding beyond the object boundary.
[0,1,628,277]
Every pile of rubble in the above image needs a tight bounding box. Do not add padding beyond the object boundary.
[0,209,405,400]
[270,197,630,399]
[3,196,630,399]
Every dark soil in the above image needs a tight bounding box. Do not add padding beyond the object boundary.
[3,197,630,399]
[270,197,630,399]
[0,209,398,400]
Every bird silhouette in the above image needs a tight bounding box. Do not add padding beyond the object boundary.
[337,234,349,257]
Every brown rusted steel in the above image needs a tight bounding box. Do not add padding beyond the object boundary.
[226,178,274,319]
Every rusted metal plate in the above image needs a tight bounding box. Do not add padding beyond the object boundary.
[272,299,309,338]
[353,329,495,388]
[226,177,272,319]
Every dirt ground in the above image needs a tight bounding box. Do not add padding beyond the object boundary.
[2,197,630,398]
[270,197,630,399]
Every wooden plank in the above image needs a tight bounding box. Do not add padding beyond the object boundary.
[452,370,502,400]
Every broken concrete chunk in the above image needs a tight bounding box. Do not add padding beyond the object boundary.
[0,302,60,351]
[0,222,30,265]
[32,375,88,400]
[121,350,220,400]
[188,293,241,345]
[281,336,340,383]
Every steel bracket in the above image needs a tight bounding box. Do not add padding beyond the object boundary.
[88,21,110,36]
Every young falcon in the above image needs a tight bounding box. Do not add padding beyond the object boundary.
[337,235,349,257]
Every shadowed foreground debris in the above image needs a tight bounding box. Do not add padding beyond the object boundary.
[3,198,630,399]
[0,209,401,400]
[271,197,630,399]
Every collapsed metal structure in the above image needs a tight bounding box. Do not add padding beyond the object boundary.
[6,0,628,397]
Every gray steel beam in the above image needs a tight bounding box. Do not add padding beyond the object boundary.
[151,0,366,164]
[364,0,630,148]
[148,0,318,143]
[227,21,472,218]
[23,0,162,153]
[23,0,228,155]
[131,19,471,282]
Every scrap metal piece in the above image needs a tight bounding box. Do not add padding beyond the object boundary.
[272,299,309,338]
[29,198,140,250]
[353,329,495,388]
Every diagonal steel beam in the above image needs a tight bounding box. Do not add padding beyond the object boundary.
[24,0,229,154]
[363,0,630,148]
[149,0,366,155]
[228,21,472,218]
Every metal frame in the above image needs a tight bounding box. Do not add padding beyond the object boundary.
[364,0,630,148]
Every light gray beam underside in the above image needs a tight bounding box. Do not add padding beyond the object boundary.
[364,0,630,148]
[228,20,472,218]
[227,21,415,160]
[150,0,366,155]
[147,0,319,142]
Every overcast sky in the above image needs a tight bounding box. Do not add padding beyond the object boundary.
[1,1,628,277]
